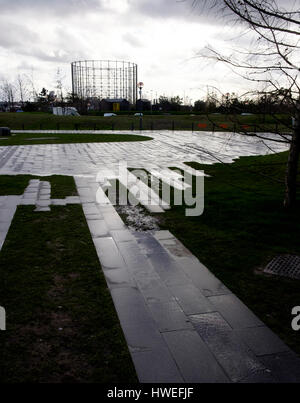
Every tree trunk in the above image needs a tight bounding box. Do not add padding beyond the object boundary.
[284,108,300,209]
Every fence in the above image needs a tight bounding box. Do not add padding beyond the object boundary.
[17,121,264,133]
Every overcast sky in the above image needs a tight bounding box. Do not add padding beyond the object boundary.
[0,0,297,102]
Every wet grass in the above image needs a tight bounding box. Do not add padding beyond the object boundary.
[0,175,77,198]
[157,151,300,355]
[0,131,152,146]
[0,177,137,383]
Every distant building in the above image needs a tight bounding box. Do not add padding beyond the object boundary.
[136,99,151,111]
[100,98,130,112]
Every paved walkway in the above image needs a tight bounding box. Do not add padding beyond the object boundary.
[1,131,299,383]
[75,177,300,383]
[0,130,288,176]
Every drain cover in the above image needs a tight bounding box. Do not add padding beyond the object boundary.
[264,255,300,279]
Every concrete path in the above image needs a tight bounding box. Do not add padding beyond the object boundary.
[0,131,299,383]
[74,177,300,383]
[0,130,288,176]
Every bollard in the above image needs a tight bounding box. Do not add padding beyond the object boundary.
[131,122,134,131]
[192,122,194,133]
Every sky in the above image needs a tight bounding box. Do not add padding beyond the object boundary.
[0,0,297,103]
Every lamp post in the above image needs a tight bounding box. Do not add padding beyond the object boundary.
[138,82,144,130]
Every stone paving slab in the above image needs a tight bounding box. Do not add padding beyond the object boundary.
[135,274,176,304]
[131,349,184,383]
[189,312,274,383]
[259,351,300,383]
[110,287,184,383]
[87,220,109,238]
[110,229,135,243]
[147,300,194,332]
[168,284,215,315]
[208,294,265,329]
[93,237,125,269]
[103,267,136,290]
[177,257,232,297]
[163,330,230,383]
[234,326,291,356]
[147,252,192,287]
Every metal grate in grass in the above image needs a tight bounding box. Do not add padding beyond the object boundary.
[264,255,300,280]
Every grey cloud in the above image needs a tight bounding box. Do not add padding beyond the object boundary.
[0,22,36,49]
[0,0,103,16]
[130,0,300,25]
[127,0,232,27]
[122,33,143,48]
[0,18,89,64]
[129,0,208,21]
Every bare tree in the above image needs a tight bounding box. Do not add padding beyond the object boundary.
[16,74,29,106]
[25,69,38,102]
[0,79,16,109]
[55,68,66,105]
[194,0,300,208]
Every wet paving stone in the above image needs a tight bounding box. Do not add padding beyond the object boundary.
[168,284,215,315]
[133,232,166,255]
[131,349,184,383]
[177,257,232,297]
[148,300,194,332]
[208,294,264,329]
[103,267,136,290]
[148,252,191,286]
[163,329,229,383]
[189,312,274,383]
[93,237,125,269]
[87,220,109,238]
[135,274,175,304]
[110,229,135,243]
[259,351,300,383]
[234,326,290,356]
[117,240,153,272]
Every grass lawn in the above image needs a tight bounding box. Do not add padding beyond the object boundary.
[0,175,77,198]
[0,112,292,132]
[0,132,152,146]
[0,176,137,383]
[155,151,300,355]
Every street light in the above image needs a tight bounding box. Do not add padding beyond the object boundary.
[138,82,144,130]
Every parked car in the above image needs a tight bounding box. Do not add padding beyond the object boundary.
[104,113,117,117]
[134,113,143,116]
